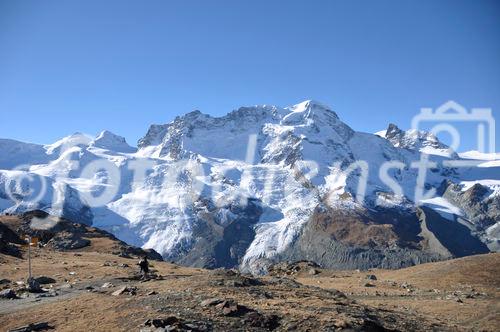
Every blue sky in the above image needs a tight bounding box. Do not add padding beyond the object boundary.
[1,0,499,152]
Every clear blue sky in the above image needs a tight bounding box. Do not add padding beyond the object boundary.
[1,0,499,152]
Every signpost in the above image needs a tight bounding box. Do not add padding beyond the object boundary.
[25,236,38,280]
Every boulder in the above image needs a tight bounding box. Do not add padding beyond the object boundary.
[27,277,42,293]
[200,298,223,307]
[215,300,251,317]
[0,288,17,299]
[7,322,52,332]
[34,276,56,284]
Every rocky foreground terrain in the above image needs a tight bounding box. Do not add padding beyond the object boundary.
[1,214,499,331]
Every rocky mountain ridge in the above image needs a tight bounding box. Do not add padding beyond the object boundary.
[0,100,498,274]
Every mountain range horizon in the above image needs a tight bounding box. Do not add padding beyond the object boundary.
[1,99,498,275]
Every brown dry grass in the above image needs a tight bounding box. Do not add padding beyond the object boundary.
[296,253,500,331]
[1,217,499,332]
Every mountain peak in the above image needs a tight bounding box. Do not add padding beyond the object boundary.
[94,130,125,142]
[294,99,330,109]
[288,100,336,115]
[90,130,135,153]
[381,123,457,157]
[45,133,93,155]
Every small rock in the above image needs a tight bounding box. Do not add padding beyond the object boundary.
[147,291,157,296]
[200,298,223,307]
[215,300,250,317]
[365,274,377,280]
[401,282,411,289]
[333,318,350,329]
[308,268,319,275]
[112,286,128,296]
[363,282,375,288]
[111,286,137,296]
[101,282,114,288]
[69,272,76,276]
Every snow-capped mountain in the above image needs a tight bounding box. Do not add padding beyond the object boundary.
[376,123,458,158]
[1,100,499,273]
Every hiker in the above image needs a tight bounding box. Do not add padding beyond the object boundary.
[138,256,149,280]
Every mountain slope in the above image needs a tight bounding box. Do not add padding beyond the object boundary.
[0,100,498,273]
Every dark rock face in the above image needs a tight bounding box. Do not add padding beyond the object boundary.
[46,232,91,250]
[18,211,91,251]
[173,199,264,269]
[0,222,23,244]
[416,207,490,257]
[0,222,23,257]
[384,123,456,157]
[2,211,163,261]
[439,180,500,229]
[276,206,444,271]
[437,180,500,251]
[156,187,495,273]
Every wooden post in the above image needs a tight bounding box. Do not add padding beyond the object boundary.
[28,235,32,280]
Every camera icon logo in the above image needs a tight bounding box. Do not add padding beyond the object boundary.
[411,101,495,155]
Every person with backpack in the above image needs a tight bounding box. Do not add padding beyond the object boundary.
[138,255,149,280]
